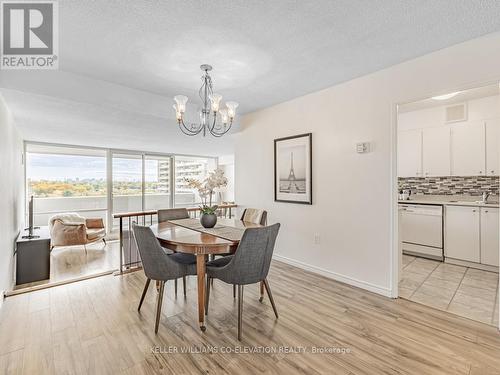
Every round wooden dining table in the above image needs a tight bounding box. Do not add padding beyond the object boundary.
[149,218,261,331]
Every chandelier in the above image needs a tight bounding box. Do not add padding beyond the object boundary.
[173,64,239,137]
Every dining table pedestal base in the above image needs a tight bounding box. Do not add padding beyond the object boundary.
[150,219,262,333]
[196,253,206,331]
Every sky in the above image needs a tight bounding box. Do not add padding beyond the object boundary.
[27,154,162,181]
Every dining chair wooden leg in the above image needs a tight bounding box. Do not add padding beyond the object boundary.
[237,285,244,341]
[259,281,265,302]
[205,276,211,315]
[155,281,165,334]
[233,284,236,299]
[174,279,178,296]
[183,276,187,298]
[138,278,151,311]
[263,279,278,319]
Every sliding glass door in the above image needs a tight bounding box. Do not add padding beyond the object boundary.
[174,156,217,207]
[25,144,107,226]
[112,153,143,216]
[26,143,219,230]
[145,155,172,211]
[111,153,175,227]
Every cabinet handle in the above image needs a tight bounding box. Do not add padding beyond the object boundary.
[491,170,495,174]
[472,209,477,212]
[479,171,483,174]
[485,210,489,213]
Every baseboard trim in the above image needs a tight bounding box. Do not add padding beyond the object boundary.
[4,270,116,297]
[273,254,393,297]
[445,258,499,273]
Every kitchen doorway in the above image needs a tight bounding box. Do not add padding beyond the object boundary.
[394,83,500,327]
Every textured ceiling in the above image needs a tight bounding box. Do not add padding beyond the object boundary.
[57,0,500,113]
[2,0,500,154]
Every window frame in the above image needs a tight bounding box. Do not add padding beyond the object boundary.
[24,141,219,231]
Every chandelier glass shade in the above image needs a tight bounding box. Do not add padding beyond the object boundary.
[173,64,238,137]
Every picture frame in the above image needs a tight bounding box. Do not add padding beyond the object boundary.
[274,133,312,204]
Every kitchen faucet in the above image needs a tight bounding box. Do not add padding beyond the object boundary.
[482,191,490,203]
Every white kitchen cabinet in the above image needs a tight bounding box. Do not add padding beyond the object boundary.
[486,118,500,176]
[422,127,450,177]
[450,121,485,176]
[398,130,422,177]
[445,205,480,263]
[480,207,499,266]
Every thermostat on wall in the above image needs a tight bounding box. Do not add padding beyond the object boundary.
[356,142,370,153]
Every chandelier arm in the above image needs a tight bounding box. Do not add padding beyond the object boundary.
[210,111,217,130]
[209,126,231,137]
[178,124,199,137]
[180,118,202,133]
[208,119,233,137]
[207,112,223,135]
[179,119,204,136]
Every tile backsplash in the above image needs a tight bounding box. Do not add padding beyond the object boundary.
[398,176,499,196]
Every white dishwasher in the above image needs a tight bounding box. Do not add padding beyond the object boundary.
[400,204,443,260]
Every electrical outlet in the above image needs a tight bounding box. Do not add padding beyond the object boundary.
[314,234,321,245]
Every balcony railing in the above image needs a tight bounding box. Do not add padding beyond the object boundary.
[113,203,237,273]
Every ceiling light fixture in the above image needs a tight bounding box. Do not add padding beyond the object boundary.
[173,64,238,137]
[431,91,461,101]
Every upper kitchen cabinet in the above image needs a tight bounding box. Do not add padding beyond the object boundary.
[422,127,450,177]
[398,130,422,177]
[485,118,500,176]
[450,121,485,176]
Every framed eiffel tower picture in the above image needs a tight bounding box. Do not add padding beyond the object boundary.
[274,133,312,204]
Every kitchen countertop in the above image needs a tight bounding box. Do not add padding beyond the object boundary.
[398,194,499,208]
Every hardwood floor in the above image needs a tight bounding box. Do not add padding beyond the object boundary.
[13,239,120,291]
[1,260,500,374]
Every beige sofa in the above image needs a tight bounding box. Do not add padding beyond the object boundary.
[49,214,106,251]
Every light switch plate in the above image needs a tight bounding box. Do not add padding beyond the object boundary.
[356,142,370,153]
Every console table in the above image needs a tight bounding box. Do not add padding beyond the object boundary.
[15,226,51,285]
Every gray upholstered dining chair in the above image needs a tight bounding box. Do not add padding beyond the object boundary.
[205,223,280,340]
[132,223,197,333]
[225,208,268,299]
[157,208,196,297]
[158,208,192,223]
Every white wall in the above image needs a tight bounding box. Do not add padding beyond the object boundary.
[236,32,500,297]
[0,71,238,157]
[0,96,24,306]
[398,95,500,130]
